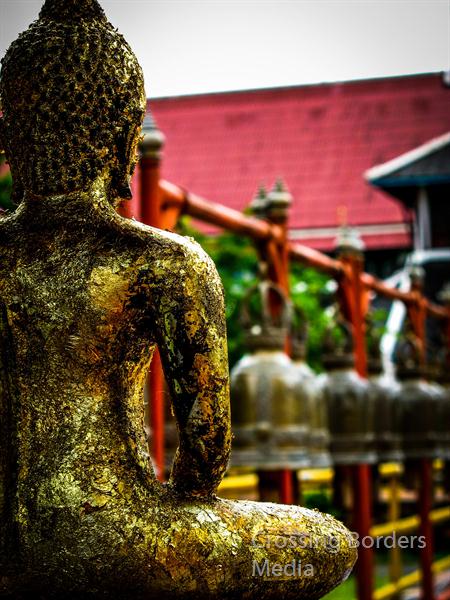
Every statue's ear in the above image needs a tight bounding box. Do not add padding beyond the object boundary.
[110,124,137,202]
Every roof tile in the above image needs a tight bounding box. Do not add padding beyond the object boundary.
[147,74,450,249]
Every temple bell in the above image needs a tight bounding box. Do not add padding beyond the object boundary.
[290,307,331,468]
[393,336,438,461]
[318,316,377,465]
[230,277,313,469]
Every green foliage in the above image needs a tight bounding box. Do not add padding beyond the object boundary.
[0,158,13,212]
[366,307,389,354]
[303,489,334,515]
[289,262,334,372]
[177,217,333,371]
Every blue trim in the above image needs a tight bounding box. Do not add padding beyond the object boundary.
[371,175,450,188]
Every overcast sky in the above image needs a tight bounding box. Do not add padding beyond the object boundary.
[1,0,449,98]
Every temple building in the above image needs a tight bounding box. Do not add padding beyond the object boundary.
[150,72,450,277]
[366,131,450,251]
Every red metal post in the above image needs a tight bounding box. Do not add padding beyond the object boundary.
[352,464,374,600]
[405,272,436,600]
[253,181,295,505]
[418,458,435,600]
[267,181,294,505]
[139,114,166,481]
[337,251,368,376]
[279,469,295,505]
[407,272,428,362]
[336,231,374,600]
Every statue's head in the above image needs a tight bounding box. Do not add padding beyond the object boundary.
[0,0,146,203]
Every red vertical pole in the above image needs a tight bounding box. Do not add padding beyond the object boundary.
[280,196,295,506]
[139,114,166,481]
[407,273,427,364]
[352,254,368,377]
[256,180,295,505]
[279,469,295,505]
[351,256,374,600]
[352,464,374,600]
[337,246,368,376]
[268,181,294,505]
[407,273,435,600]
[337,231,373,600]
[418,458,435,600]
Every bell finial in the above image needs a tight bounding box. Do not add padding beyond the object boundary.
[240,265,292,352]
[39,0,107,22]
[366,312,383,375]
[265,178,292,224]
[395,334,423,380]
[335,224,365,256]
[322,312,355,369]
[140,110,166,160]
[249,184,268,219]
[291,305,309,361]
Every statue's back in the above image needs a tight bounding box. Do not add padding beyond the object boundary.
[0,208,159,565]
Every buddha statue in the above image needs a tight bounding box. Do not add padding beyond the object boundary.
[0,1,357,597]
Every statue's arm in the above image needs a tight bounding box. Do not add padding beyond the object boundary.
[151,240,231,497]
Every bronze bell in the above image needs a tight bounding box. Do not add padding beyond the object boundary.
[318,316,376,465]
[366,325,402,462]
[230,276,311,469]
[393,336,437,460]
[291,307,330,468]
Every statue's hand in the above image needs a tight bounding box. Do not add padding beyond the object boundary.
[168,392,231,497]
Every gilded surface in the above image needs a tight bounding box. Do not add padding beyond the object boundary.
[0,0,357,597]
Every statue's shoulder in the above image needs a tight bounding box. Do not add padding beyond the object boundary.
[117,216,219,283]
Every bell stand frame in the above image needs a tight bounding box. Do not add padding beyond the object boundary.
[119,135,450,600]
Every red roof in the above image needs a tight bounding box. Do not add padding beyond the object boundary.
[148,74,450,250]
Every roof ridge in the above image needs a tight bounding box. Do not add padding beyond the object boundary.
[149,72,442,101]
